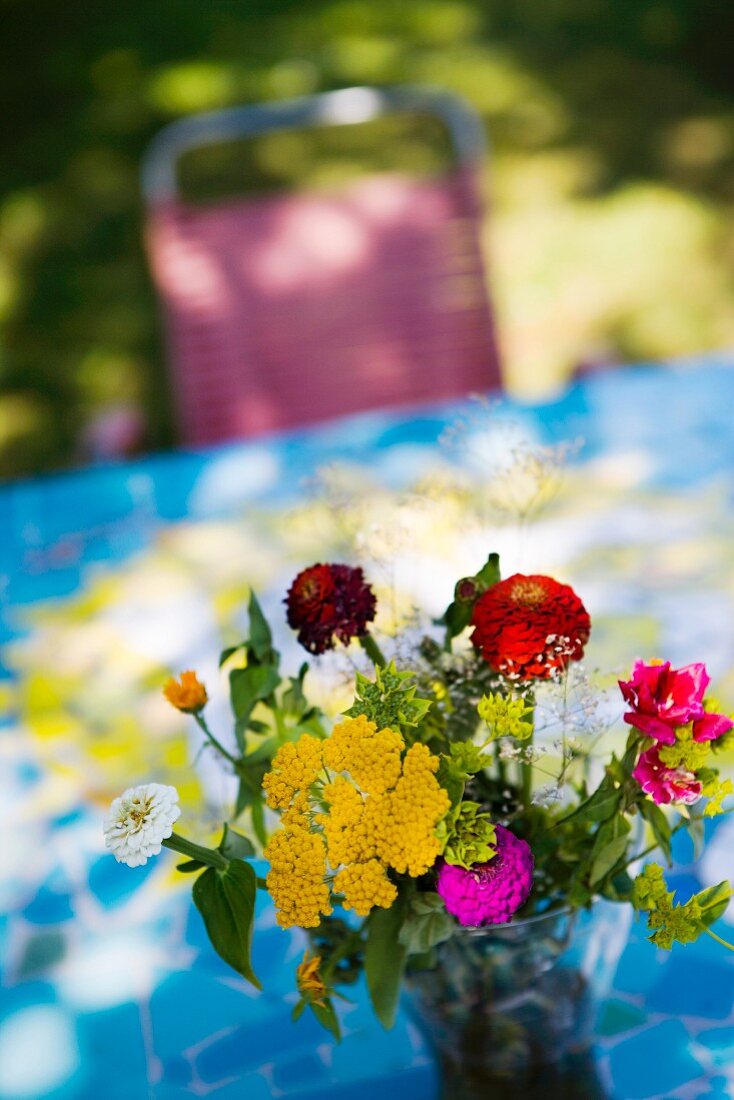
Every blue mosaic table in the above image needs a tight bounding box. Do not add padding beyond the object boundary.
[2,353,734,1100]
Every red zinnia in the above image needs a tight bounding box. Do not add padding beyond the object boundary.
[285,563,377,655]
[470,573,590,681]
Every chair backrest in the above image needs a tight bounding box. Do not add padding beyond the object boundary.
[142,86,501,445]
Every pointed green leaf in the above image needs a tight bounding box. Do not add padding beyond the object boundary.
[311,1000,341,1041]
[589,814,632,887]
[474,552,501,588]
[247,591,275,662]
[398,893,454,955]
[365,901,408,1029]
[219,643,245,668]
[639,799,672,864]
[219,823,256,860]
[192,861,261,989]
[696,881,733,927]
[176,859,206,874]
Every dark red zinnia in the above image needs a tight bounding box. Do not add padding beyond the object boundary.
[470,573,590,681]
[285,563,377,655]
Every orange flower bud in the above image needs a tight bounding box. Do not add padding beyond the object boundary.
[296,951,327,1006]
[163,671,208,714]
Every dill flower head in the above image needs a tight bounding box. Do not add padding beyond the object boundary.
[285,563,377,655]
[471,574,590,681]
[103,783,180,867]
[163,671,208,713]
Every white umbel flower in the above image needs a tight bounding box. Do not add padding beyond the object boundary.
[104,783,180,867]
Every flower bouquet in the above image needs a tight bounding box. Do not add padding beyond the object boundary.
[105,556,734,1096]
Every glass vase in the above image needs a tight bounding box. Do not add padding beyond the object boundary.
[406,900,630,1100]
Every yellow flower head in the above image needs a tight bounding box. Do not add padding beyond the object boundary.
[334,859,397,916]
[264,821,332,929]
[263,734,324,810]
[261,716,449,926]
[163,671,208,714]
[296,951,327,1005]
[324,715,404,794]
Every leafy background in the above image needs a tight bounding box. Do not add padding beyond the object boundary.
[2,0,734,477]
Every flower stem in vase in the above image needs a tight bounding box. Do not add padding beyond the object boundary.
[520,697,535,809]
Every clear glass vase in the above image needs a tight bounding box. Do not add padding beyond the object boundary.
[406,900,630,1100]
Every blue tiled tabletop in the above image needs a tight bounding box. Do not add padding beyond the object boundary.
[2,353,734,1100]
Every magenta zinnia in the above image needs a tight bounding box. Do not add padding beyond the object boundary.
[285,563,377,655]
[436,824,534,926]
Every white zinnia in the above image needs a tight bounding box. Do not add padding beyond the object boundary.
[103,783,180,867]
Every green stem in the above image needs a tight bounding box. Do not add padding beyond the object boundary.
[705,927,734,952]
[493,740,507,786]
[163,832,229,870]
[194,713,239,766]
[359,632,387,668]
[520,700,535,809]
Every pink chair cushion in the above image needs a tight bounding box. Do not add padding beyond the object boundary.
[146,168,500,444]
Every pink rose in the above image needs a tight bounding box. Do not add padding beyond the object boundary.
[632,745,702,806]
[619,660,709,744]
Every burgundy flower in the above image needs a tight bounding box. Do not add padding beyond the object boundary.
[619,660,709,744]
[285,563,376,655]
[470,574,590,681]
[436,825,534,926]
[632,745,702,806]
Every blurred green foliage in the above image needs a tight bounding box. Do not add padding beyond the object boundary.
[2,0,734,477]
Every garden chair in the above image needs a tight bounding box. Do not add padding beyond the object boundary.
[142,86,501,445]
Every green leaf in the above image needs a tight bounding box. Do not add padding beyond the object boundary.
[176,859,206,874]
[590,836,630,887]
[192,861,261,990]
[398,893,455,955]
[589,814,632,887]
[688,813,706,859]
[311,1000,341,1042]
[219,644,243,668]
[639,799,672,864]
[440,553,500,644]
[251,796,267,848]
[558,777,621,827]
[474,552,501,588]
[247,591,275,662]
[696,881,734,927]
[230,664,281,719]
[230,663,281,747]
[282,663,309,715]
[219,823,255,860]
[365,900,409,1029]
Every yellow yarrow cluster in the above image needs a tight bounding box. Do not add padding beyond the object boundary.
[374,743,450,876]
[263,823,332,929]
[262,734,323,810]
[261,716,449,926]
[334,859,397,916]
[324,715,403,794]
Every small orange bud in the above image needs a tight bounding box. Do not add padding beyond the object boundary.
[296,951,327,1006]
[163,671,208,714]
